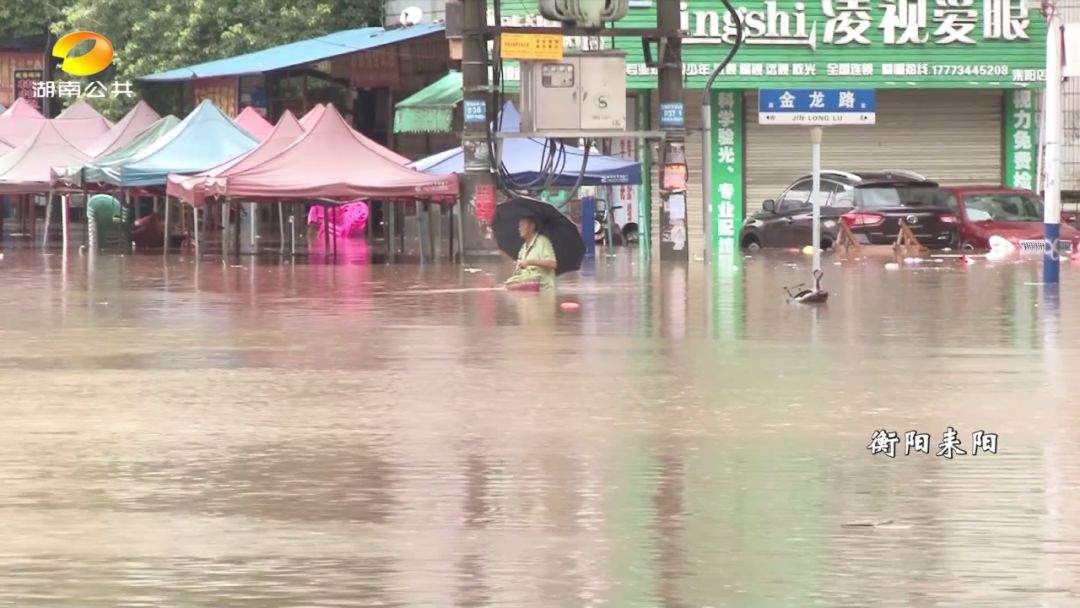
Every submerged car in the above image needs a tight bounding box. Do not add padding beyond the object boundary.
[941,186,1080,253]
[740,171,960,251]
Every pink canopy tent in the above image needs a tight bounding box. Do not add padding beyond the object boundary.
[298,103,409,165]
[0,120,92,193]
[298,104,324,129]
[166,110,305,205]
[83,100,160,157]
[0,98,46,150]
[234,106,274,142]
[182,104,457,201]
[52,100,113,154]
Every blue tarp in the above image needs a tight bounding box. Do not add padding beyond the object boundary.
[107,99,258,187]
[410,104,642,187]
[139,24,445,82]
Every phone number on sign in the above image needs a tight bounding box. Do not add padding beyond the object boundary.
[931,64,1010,77]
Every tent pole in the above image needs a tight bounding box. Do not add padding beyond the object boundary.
[163,196,171,254]
[221,201,230,259]
[61,194,69,251]
[30,196,37,243]
[278,202,285,254]
[81,187,89,248]
[455,199,465,264]
[193,201,200,256]
[332,205,338,258]
[290,203,297,256]
[322,204,330,254]
[43,192,53,248]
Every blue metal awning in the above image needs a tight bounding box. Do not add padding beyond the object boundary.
[138,23,445,82]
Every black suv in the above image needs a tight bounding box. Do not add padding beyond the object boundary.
[740,171,961,251]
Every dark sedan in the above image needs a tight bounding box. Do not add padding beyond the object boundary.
[740,171,960,251]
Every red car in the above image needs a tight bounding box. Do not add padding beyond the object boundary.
[941,186,1080,253]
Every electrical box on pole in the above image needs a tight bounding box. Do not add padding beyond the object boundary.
[519,52,627,133]
[538,0,629,28]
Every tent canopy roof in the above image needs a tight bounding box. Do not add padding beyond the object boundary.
[84,100,161,157]
[167,111,305,204]
[53,114,181,187]
[411,103,642,187]
[179,103,456,201]
[234,106,274,142]
[111,99,258,186]
[0,120,91,193]
[139,23,444,82]
[393,71,462,134]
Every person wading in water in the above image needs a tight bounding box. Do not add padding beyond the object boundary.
[505,216,557,291]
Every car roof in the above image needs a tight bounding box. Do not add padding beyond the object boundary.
[855,178,940,189]
[942,185,1038,195]
[801,170,932,185]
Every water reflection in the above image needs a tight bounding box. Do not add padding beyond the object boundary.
[0,247,1078,605]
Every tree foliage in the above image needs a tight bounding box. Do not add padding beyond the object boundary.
[43,0,383,118]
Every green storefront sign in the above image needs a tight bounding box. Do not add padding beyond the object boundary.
[615,0,1047,89]
[709,91,744,254]
[1004,89,1038,190]
[494,0,1047,253]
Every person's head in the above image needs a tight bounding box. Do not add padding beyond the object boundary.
[518,217,538,239]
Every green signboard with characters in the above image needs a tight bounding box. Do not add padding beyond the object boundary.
[1004,89,1037,190]
[709,91,745,254]
[614,0,1046,89]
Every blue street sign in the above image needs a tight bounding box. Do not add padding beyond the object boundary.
[464,99,487,125]
[758,89,876,125]
[660,102,685,129]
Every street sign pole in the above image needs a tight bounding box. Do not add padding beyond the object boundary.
[1044,16,1062,285]
[811,126,822,276]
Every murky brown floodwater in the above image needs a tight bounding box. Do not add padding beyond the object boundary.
[1,241,1079,607]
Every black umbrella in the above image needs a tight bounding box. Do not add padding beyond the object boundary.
[493,197,586,275]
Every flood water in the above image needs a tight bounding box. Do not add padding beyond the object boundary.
[1,242,1079,607]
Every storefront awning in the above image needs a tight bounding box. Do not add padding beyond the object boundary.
[138,23,444,82]
[393,71,462,134]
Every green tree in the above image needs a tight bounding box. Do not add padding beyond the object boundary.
[53,0,384,118]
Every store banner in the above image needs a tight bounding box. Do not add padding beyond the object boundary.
[615,0,1047,89]
[1004,89,1037,190]
[709,91,744,254]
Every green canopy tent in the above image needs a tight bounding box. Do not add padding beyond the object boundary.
[393,71,462,134]
[51,114,181,188]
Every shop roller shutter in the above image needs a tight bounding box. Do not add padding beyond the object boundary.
[743,90,1003,213]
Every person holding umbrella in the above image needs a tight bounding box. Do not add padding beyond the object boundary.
[505,215,558,291]
[495,197,587,292]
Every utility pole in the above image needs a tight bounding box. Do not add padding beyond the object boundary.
[657,0,687,261]
[1043,6,1062,285]
[458,0,497,260]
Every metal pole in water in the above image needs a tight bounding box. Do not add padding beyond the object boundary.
[193,201,200,256]
[811,126,823,277]
[1044,13,1063,285]
[163,197,171,254]
[61,193,69,251]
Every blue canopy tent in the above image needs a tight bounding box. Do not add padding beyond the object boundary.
[410,104,642,187]
[102,99,258,187]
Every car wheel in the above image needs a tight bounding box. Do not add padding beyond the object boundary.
[960,240,976,252]
[743,238,761,253]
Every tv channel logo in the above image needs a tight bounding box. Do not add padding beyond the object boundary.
[52,31,114,77]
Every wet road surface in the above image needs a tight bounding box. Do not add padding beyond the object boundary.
[0,243,1079,607]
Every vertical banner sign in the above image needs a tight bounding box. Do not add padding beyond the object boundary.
[474,183,497,224]
[710,91,744,254]
[1004,90,1037,190]
[13,70,43,112]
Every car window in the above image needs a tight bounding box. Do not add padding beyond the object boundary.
[855,185,955,208]
[779,179,812,213]
[964,194,1043,221]
[831,183,855,208]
